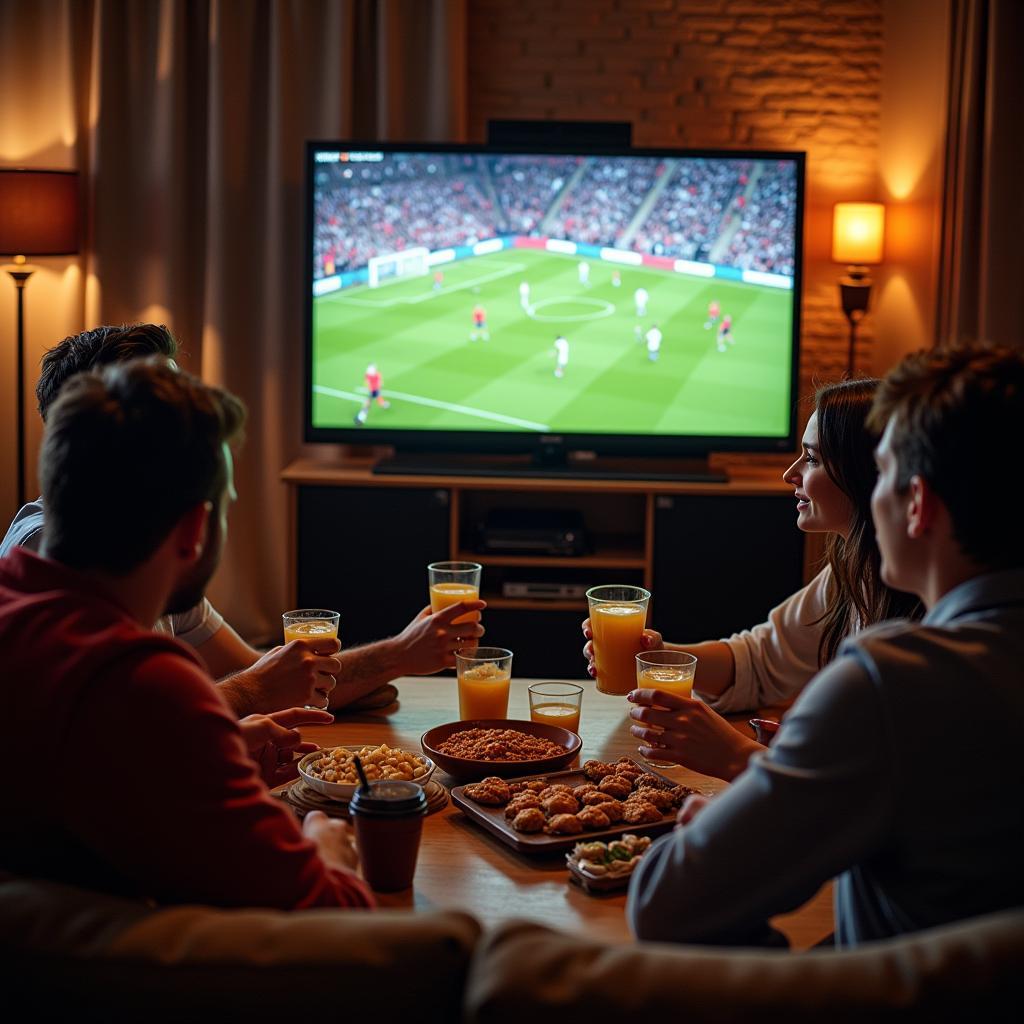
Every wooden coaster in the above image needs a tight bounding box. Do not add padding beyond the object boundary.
[333,684,399,713]
[277,777,449,819]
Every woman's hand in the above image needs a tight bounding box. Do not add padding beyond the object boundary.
[581,618,663,679]
[238,707,333,786]
[627,689,764,782]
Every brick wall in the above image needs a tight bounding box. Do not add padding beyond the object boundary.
[467,0,884,405]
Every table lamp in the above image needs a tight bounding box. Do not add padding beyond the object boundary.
[0,169,80,506]
[832,201,885,376]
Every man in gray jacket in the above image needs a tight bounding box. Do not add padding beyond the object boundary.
[628,343,1024,947]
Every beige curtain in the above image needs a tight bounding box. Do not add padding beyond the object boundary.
[937,0,1024,349]
[1,0,466,642]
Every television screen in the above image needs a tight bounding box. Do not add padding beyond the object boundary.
[305,142,803,455]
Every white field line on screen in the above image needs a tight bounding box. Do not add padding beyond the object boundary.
[313,384,550,432]
[333,260,526,308]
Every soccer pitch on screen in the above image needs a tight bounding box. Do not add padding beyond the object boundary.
[311,249,793,437]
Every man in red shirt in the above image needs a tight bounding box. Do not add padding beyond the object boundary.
[0,358,373,910]
[354,363,391,426]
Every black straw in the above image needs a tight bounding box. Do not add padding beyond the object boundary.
[353,754,371,794]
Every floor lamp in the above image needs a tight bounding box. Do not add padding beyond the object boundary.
[0,169,80,507]
[832,202,885,377]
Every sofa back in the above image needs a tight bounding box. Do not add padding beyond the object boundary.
[464,911,1024,1023]
[0,875,479,1020]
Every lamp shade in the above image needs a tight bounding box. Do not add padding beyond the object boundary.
[0,169,80,256]
[832,202,884,265]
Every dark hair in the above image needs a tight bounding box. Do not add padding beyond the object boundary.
[40,357,246,574]
[867,343,1024,569]
[36,323,178,420]
[814,378,921,665]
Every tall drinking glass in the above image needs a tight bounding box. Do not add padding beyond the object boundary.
[455,647,513,720]
[428,561,482,651]
[282,609,340,709]
[634,650,698,767]
[586,585,651,695]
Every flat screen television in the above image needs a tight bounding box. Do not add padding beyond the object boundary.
[304,141,804,472]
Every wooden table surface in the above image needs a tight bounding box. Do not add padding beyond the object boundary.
[296,676,833,948]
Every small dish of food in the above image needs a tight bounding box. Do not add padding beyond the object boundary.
[297,743,435,801]
[421,719,582,781]
[566,833,653,893]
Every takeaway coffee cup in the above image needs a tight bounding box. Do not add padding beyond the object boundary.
[349,780,428,892]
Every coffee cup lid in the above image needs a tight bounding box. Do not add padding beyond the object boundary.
[349,779,428,816]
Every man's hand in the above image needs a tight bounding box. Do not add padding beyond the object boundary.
[303,810,360,873]
[676,793,711,828]
[581,618,663,679]
[392,600,487,675]
[228,638,342,714]
[238,707,334,786]
[627,688,763,782]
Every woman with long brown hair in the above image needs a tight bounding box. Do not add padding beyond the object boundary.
[582,378,921,781]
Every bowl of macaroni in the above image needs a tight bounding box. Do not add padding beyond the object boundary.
[298,743,436,801]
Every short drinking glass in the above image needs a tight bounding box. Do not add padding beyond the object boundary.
[455,646,513,721]
[634,650,698,767]
[528,682,583,735]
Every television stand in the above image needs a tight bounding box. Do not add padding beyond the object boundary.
[371,451,728,483]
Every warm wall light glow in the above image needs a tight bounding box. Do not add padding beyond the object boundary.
[832,203,885,264]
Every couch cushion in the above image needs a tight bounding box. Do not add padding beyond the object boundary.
[0,876,480,1020]
[464,911,1024,1023]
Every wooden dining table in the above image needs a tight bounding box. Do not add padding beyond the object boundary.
[293,675,833,948]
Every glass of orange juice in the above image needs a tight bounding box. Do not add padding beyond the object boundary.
[428,561,482,651]
[282,609,340,709]
[528,682,583,735]
[634,650,698,767]
[586,585,651,696]
[455,646,512,721]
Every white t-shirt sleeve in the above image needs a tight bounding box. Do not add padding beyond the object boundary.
[166,598,225,649]
[697,567,831,713]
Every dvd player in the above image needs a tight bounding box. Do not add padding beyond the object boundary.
[478,508,588,557]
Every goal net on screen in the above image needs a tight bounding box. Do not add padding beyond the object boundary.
[367,247,430,288]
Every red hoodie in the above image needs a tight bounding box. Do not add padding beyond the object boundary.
[0,549,373,911]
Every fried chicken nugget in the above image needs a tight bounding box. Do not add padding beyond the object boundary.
[538,784,574,801]
[544,813,583,835]
[503,792,543,819]
[573,783,600,798]
[509,779,548,796]
[635,774,671,791]
[464,778,511,806]
[612,759,644,782]
[542,792,579,816]
[638,788,677,812]
[511,807,546,833]
[583,759,616,781]
[581,789,615,806]
[593,800,624,823]
[622,799,662,824]
[598,774,634,800]
[576,805,612,830]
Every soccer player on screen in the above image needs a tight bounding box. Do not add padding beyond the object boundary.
[611,269,622,288]
[578,261,590,287]
[553,335,569,378]
[470,304,489,342]
[645,324,663,363]
[717,314,733,352]
[519,280,530,310]
[433,270,444,292]
[634,286,648,317]
[705,299,720,330]
[354,363,390,425]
